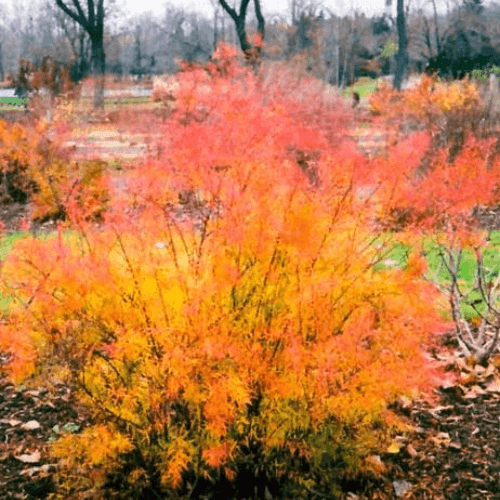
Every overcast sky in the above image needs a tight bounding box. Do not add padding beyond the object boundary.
[123,0,396,20]
[121,0,499,21]
[2,0,493,24]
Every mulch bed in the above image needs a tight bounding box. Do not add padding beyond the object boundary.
[0,354,90,500]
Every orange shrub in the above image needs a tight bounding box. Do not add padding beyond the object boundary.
[369,75,486,159]
[0,49,448,499]
[0,119,109,222]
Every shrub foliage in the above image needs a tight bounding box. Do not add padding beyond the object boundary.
[0,47,452,498]
[0,119,108,222]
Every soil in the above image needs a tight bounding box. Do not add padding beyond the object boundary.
[4,123,500,499]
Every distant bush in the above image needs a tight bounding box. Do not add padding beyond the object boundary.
[0,119,108,221]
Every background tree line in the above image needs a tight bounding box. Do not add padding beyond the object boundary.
[0,0,499,106]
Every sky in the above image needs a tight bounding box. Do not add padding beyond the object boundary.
[122,0,494,22]
[122,0,396,20]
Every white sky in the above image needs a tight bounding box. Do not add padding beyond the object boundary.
[121,0,492,22]
[122,0,396,20]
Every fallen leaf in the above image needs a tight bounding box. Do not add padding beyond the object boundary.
[21,420,41,431]
[464,385,487,399]
[14,451,41,464]
[399,395,412,409]
[405,444,418,457]
[431,432,451,446]
[365,454,385,474]
[431,405,454,413]
[25,389,46,397]
[486,380,500,393]
[0,419,22,427]
[387,441,403,454]
[393,480,412,497]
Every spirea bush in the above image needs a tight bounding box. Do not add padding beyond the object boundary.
[0,45,447,499]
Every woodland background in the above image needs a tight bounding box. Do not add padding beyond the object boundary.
[0,0,499,92]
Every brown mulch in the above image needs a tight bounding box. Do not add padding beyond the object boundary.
[339,354,500,500]
[0,355,90,500]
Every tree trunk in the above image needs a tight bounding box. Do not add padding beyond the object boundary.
[423,16,434,58]
[431,0,442,55]
[91,35,105,110]
[218,0,265,71]
[393,0,408,90]
[213,9,219,51]
[334,22,339,86]
[0,42,4,82]
[54,0,106,111]
[341,32,352,88]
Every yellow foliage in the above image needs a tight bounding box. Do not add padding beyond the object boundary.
[0,51,450,498]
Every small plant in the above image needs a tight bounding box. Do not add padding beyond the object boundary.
[469,65,500,83]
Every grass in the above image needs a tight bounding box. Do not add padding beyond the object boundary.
[0,229,81,312]
[0,231,34,311]
[0,97,27,107]
[376,231,500,320]
[342,77,378,99]
[77,96,155,108]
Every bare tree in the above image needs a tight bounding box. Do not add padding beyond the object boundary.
[54,0,109,109]
[393,0,409,89]
[430,0,442,54]
[208,0,224,51]
[218,0,265,68]
[51,4,91,81]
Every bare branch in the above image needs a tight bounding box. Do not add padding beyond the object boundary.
[55,0,90,32]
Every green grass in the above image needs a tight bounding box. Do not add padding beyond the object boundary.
[0,231,31,311]
[0,230,77,312]
[0,97,27,107]
[0,231,31,260]
[78,96,152,106]
[377,230,500,320]
[342,77,378,99]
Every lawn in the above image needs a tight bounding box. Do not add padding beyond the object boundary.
[0,96,27,106]
[342,76,379,99]
[374,230,500,320]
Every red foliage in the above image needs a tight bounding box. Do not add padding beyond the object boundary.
[0,48,452,498]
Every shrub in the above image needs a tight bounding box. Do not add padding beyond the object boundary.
[0,49,447,499]
[0,118,109,222]
[368,75,488,161]
[365,92,500,366]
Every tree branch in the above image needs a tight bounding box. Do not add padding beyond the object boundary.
[55,0,90,32]
[253,0,265,38]
[218,0,239,22]
[88,0,95,29]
